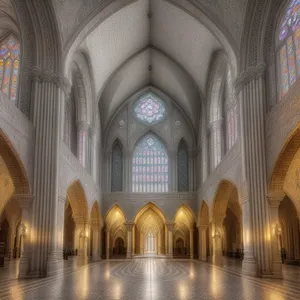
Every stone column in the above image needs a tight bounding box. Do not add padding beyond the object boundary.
[208,119,224,171]
[235,65,271,276]
[7,222,16,260]
[29,69,70,277]
[77,121,89,168]
[198,225,208,261]
[105,229,110,259]
[166,223,174,257]
[242,196,258,276]
[89,128,96,179]
[212,219,223,266]
[92,225,101,261]
[126,222,134,259]
[268,196,283,278]
[14,195,33,278]
[190,228,194,259]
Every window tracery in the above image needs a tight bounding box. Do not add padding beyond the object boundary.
[133,93,166,125]
[111,141,123,192]
[0,35,20,103]
[278,0,300,96]
[132,134,169,193]
[177,139,189,192]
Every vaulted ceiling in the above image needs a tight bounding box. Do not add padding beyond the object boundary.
[58,0,245,130]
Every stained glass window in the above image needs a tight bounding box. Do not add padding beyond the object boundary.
[132,134,169,192]
[133,93,166,125]
[177,140,189,192]
[111,141,123,192]
[0,35,20,103]
[279,0,300,41]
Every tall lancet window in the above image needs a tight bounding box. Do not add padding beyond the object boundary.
[111,140,123,192]
[177,139,189,192]
[278,0,300,97]
[64,88,78,157]
[0,35,20,103]
[132,134,169,193]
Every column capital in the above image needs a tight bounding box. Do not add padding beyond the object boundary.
[11,194,33,209]
[77,121,89,132]
[73,215,87,225]
[166,222,174,231]
[267,194,284,207]
[197,225,208,229]
[125,222,135,231]
[208,119,224,132]
[235,64,266,95]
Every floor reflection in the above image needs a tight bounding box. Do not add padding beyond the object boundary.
[0,259,299,300]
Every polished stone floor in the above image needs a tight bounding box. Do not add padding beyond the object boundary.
[0,258,300,300]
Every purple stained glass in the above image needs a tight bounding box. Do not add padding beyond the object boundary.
[0,35,20,102]
[279,0,300,41]
[132,134,168,192]
[133,92,166,124]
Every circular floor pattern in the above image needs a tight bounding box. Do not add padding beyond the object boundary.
[110,258,190,281]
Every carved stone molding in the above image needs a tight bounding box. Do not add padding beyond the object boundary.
[31,67,71,94]
[235,64,266,94]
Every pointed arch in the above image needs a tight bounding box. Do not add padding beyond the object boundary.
[132,132,169,193]
[198,200,209,226]
[66,180,89,222]
[174,204,196,229]
[134,202,166,223]
[105,204,126,230]
[212,179,240,221]
[177,138,189,192]
[90,201,102,228]
[111,138,123,192]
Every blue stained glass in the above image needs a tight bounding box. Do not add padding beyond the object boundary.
[279,0,300,41]
[133,92,166,124]
[132,134,169,192]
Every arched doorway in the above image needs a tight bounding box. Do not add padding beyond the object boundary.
[63,180,89,264]
[134,203,166,256]
[105,205,126,259]
[175,238,184,255]
[268,125,300,278]
[0,130,31,276]
[114,237,125,255]
[174,205,195,258]
[212,180,242,265]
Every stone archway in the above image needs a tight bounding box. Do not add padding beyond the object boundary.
[268,126,300,277]
[134,203,166,256]
[105,204,126,259]
[64,180,89,265]
[174,204,196,259]
[212,180,242,266]
[0,130,31,276]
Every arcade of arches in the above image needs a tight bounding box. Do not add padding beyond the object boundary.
[2,0,300,299]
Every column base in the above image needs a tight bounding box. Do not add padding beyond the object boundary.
[77,255,88,266]
[47,253,63,276]
[270,261,283,279]
[92,255,102,262]
[18,257,30,278]
[212,255,223,266]
[242,257,258,277]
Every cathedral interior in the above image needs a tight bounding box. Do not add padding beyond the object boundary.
[1,0,300,299]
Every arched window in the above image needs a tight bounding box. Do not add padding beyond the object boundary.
[177,139,189,192]
[64,88,77,157]
[0,35,20,103]
[225,67,238,150]
[111,140,123,192]
[132,133,169,193]
[278,1,300,97]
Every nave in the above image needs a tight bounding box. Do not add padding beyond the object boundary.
[0,258,300,300]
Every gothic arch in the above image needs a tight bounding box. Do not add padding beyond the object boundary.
[90,201,102,228]
[212,179,240,221]
[134,202,166,225]
[198,200,209,227]
[66,180,89,223]
[173,204,196,229]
